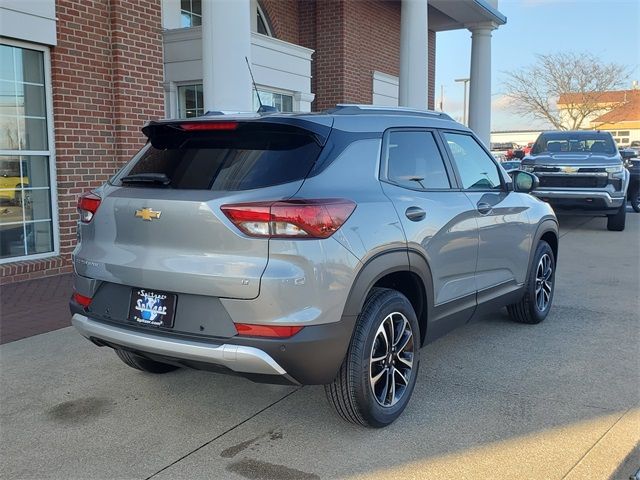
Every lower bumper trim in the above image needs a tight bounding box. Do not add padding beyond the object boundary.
[532,189,624,208]
[71,314,287,377]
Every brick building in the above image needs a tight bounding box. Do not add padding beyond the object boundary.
[0,0,505,284]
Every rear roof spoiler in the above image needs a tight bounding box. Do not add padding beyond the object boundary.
[142,116,334,147]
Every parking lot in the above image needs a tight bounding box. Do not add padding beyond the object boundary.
[1,211,638,480]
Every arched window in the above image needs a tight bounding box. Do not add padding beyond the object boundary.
[256,3,273,37]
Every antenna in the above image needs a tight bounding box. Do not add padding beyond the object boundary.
[245,56,263,109]
[245,57,277,114]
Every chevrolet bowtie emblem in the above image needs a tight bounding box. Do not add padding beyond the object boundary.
[562,166,579,173]
[135,208,161,221]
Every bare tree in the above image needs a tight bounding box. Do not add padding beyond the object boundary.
[503,53,629,130]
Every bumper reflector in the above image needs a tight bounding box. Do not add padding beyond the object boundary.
[235,323,303,338]
[73,292,92,308]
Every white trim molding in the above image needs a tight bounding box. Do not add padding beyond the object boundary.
[373,71,399,107]
[0,0,57,46]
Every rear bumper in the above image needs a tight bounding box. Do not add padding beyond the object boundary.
[72,313,290,377]
[72,312,356,385]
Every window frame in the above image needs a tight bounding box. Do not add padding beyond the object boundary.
[438,130,508,193]
[180,0,202,28]
[252,87,294,113]
[176,82,204,119]
[379,128,458,192]
[0,38,59,264]
[256,3,273,37]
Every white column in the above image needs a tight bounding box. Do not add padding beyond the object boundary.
[161,0,182,29]
[399,0,428,109]
[163,81,177,118]
[202,0,253,112]
[468,23,496,147]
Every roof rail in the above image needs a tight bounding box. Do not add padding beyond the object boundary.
[330,104,454,121]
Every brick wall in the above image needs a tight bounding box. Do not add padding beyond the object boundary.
[0,0,164,285]
[342,0,401,106]
[293,0,435,111]
[110,0,165,166]
[260,0,300,45]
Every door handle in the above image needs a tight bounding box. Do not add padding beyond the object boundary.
[405,206,426,222]
[477,202,493,215]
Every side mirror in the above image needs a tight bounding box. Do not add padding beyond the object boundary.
[511,170,539,193]
[620,149,637,160]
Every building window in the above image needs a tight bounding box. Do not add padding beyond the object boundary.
[181,0,201,28]
[178,84,204,118]
[256,5,272,36]
[253,90,293,112]
[0,42,56,261]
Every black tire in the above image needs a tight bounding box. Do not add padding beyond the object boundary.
[607,202,626,231]
[114,349,179,374]
[507,240,555,325]
[325,288,420,428]
[630,187,640,213]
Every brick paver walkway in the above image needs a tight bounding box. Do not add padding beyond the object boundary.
[0,274,73,344]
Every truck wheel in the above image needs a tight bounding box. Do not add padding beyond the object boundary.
[630,187,640,213]
[607,202,626,231]
[325,288,420,428]
[115,349,179,374]
[507,240,555,325]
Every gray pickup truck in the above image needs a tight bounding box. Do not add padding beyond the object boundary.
[520,130,629,231]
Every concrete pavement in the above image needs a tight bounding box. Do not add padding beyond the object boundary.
[1,212,639,479]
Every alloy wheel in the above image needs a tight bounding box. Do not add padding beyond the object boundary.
[535,253,553,312]
[369,312,415,407]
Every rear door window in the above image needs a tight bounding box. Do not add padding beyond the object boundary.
[382,130,451,190]
[113,127,322,191]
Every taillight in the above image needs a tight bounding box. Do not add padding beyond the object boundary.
[221,199,356,239]
[179,121,238,131]
[77,192,101,223]
[235,323,303,338]
[73,292,92,308]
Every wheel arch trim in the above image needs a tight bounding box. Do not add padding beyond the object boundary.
[527,218,559,281]
[340,248,434,345]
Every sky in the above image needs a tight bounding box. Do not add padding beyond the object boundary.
[435,0,640,131]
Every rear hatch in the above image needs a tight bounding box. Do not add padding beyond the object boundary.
[74,117,331,299]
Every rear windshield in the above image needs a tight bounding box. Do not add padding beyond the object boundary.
[112,128,322,191]
[531,132,617,155]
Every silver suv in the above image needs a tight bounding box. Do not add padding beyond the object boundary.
[70,105,559,427]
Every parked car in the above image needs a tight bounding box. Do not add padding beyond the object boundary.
[513,142,534,160]
[70,105,559,428]
[521,131,629,231]
[626,140,640,157]
[491,151,507,162]
[491,141,519,159]
[621,148,640,212]
[0,158,29,206]
[500,160,521,172]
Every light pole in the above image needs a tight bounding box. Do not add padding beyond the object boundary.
[455,77,470,126]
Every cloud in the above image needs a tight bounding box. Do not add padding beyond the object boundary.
[492,94,514,110]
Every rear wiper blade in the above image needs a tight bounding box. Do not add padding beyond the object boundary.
[120,173,171,186]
